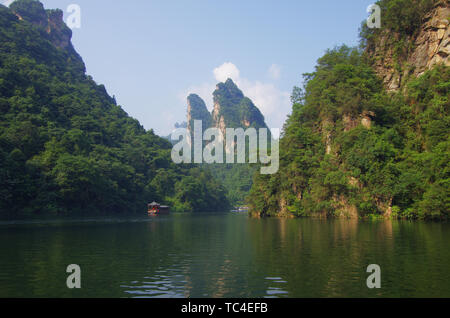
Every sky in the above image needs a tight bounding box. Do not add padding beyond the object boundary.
[3,0,375,136]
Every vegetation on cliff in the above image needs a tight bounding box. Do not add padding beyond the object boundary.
[212,79,268,130]
[248,0,449,219]
[187,94,212,135]
[361,0,448,90]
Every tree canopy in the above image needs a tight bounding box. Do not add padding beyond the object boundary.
[0,3,229,217]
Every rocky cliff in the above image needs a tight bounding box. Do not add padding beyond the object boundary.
[187,79,269,137]
[212,79,268,133]
[187,94,212,135]
[366,0,449,91]
[9,0,83,66]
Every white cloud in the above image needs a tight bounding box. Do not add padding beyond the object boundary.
[180,62,291,136]
[213,62,240,83]
[238,78,290,132]
[268,64,281,80]
[1,0,13,7]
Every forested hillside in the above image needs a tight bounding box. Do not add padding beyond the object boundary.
[0,0,229,217]
[248,0,449,219]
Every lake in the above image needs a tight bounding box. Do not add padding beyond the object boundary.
[0,213,449,298]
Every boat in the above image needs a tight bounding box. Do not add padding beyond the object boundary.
[231,206,249,213]
[148,202,170,215]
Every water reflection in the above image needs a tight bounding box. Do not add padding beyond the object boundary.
[264,277,288,298]
[0,214,449,298]
[122,269,190,298]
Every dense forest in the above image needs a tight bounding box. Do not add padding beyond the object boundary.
[248,0,449,219]
[207,163,258,206]
[0,0,229,217]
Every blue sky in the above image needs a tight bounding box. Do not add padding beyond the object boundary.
[15,0,374,136]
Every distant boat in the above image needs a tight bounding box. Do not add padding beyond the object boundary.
[148,202,170,215]
[231,206,249,213]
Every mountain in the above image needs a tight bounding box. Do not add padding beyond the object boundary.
[187,93,212,135]
[187,79,268,137]
[248,0,449,220]
[185,79,268,206]
[0,0,229,217]
[212,79,268,133]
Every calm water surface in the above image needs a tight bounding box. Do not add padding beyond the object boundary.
[0,213,449,298]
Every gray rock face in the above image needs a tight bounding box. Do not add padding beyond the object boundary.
[10,0,73,50]
[368,0,449,91]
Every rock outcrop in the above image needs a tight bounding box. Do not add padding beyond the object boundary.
[10,1,72,49]
[212,79,268,133]
[187,79,269,137]
[8,0,83,70]
[368,0,449,91]
[46,9,72,49]
[187,94,212,135]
